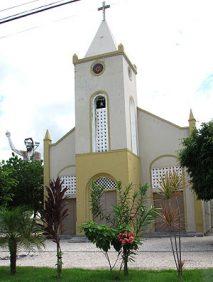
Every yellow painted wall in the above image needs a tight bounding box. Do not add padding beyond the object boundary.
[127,150,141,194]
[75,149,140,234]
[194,198,204,233]
[43,130,51,200]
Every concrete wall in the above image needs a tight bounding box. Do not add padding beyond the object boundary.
[137,108,189,185]
[50,128,76,180]
[122,57,139,155]
[137,108,197,232]
[74,54,138,155]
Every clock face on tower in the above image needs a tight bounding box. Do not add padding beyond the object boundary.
[91,62,104,75]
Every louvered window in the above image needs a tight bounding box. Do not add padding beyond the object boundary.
[151,166,183,189]
[93,95,109,152]
[95,176,116,190]
[61,176,76,197]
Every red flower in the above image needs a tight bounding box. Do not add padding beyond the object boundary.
[118,231,135,245]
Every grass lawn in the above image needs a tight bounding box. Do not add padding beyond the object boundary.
[0,267,213,282]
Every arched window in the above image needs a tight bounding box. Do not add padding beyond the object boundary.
[130,98,137,154]
[92,175,117,224]
[95,176,116,190]
[92,95,109,152]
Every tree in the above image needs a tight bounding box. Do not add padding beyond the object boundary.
[0,167,17,207]
[158,171,184,278]
[82,181,157,276]
[0,156,43,215]
[42,177,69,279]
[179,121,213,200]
[0,207,44,275]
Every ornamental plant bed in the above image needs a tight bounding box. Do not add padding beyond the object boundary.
[82,182,157,276]
[0,267,212,281]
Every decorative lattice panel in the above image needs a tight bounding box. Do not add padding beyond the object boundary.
[60,176,76,197]
[152,166,183,189]
[95,108,108,152]
[95,176,116,190]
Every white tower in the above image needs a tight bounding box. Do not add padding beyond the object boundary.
[74,20,139,155]
[73,10,140,233]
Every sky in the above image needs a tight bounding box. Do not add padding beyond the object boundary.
[0,0,212,160]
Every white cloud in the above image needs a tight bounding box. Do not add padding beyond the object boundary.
[0,0,213,160]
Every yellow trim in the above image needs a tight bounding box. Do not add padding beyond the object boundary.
[75,149,140,234]
[73,54,78,64]
[188,109,196,134]
[194,198,204,233]
[51,127,75,147]
[76,148,140,159]
[186,113,204,233]
[137,107,189,130]
[189,121,196,134]
[181,167,188,231]
[73,50,137,75]
[118,43,124,52]
[89,91,111,152]
[187,116,204,233]
[43,130,52,199]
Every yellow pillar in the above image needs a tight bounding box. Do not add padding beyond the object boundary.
[188,110,204,233]
[43,130,52,199]
[188,109,196,134]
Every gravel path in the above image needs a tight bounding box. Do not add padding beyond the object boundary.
[0,235,213,270]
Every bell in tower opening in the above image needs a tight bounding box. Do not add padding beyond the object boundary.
[96,96,106,109]
[93,95,109,152]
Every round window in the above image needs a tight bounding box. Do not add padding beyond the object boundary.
[91,61,105,75]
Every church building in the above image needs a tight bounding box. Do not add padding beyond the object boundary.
[43,4,212,236]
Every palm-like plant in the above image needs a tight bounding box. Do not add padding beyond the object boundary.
[158,170,184,278]
[42,177,69,279]
[86,181,157,276]
[0,207,44,274]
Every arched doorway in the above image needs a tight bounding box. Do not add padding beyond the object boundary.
[91,175,117,224]
[150,156,185,232]
[60,175,77,235]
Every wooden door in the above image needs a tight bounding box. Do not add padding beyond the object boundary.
[153,191,185,232]
[62,198,76,235]
[95,190,117,224]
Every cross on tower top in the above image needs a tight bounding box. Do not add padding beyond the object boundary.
[98,1,110,21]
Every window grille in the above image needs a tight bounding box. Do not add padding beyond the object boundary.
[60,176,76,197]
[151,166,183,189]
[95,108,108,152]
[95,176,116,190]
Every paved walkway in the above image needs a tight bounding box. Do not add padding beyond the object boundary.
[0,235,213,270]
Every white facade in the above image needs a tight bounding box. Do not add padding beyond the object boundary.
[46,19,212,235]
[75,54,139,155]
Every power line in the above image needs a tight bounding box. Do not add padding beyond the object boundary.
[0,0,79,21]
[0,0,40,13]
[0,0,81,25]
[0,12,77,40]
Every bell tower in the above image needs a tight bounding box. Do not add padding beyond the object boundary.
[74,4,141,233]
